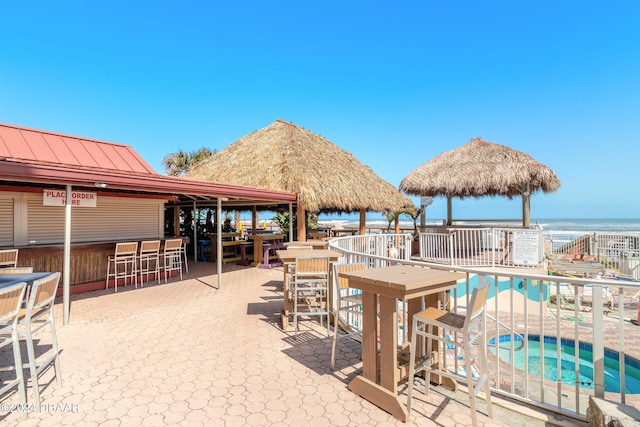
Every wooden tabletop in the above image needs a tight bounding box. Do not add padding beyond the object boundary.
[283,240,328,249]
[249,234,285,241]
[276,249,342,264]
[339,264,465,299]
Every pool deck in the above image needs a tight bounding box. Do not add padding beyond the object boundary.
[0,262,585,426]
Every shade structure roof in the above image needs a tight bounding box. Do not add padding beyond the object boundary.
[0,122,296,205]
[399,137,561,199]
[186,119,412,213]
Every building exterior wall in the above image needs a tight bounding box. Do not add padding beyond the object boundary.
[0,190,166,247]
[1,189,168,288]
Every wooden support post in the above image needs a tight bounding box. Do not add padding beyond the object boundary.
[297,204,306,241]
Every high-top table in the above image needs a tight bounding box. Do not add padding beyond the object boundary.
[283,240,329,250]
[276,249,342,329]
[338,265,465,422]
[258,243,286,269]
[249,234,285,266]
[0,272,52,290]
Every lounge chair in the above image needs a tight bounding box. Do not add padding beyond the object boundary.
[580,284,615,311]
[548,282,576,308]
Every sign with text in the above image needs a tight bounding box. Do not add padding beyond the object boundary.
[420,196,433,207]
[512,230,540,266]
[43,189,97,207]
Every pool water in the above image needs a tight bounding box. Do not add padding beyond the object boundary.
[489,335,640,393]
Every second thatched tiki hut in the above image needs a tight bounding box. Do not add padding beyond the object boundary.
[400,137,561,227]
[186,119,412,240]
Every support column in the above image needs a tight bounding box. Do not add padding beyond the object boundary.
[252,206,258,232]
[288,203,294,242]
[173,207,180,237]
[63,184,71,326]
[296,204,306,241]
[192,201,197,263]
[217,198,222,290]
[522,184,531,228]
[359,208,366,235]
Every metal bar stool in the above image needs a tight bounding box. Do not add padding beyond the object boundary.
[406,281,492,427]
[162,239,183,283]
[330,262,366,370]
[0,282,28,415]
[106,242,138,292]
[139,240,161,286]
[19,272,62,412]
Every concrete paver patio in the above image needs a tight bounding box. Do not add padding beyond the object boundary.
[0,262,579,426]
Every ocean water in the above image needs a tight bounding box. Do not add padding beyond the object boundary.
[534,218,640,233]
[317,216,640,233]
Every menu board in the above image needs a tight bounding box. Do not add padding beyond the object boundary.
[512,230,540,266]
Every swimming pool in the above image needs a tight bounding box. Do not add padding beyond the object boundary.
[489,334,640,393]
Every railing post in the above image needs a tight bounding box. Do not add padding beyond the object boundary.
[448,232,454,266]
[593,286,605,398]
[492,228,496,268]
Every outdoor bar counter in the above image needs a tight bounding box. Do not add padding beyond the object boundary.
[13,236,189,295]
[15,242,115,294]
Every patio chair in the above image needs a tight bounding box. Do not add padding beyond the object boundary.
[330,262,365,370]
[181,239,189,273]
[292,256,330,336]
[548,282,577,309]
[106,242,138,292]
[407,281,492,427]
[286,245,313,297]
[162,238,183,283]
[580,284,615,311]
[0,282,28,412]
[18,272,62,412]
[139,240,161,286]
[0,248,19,268]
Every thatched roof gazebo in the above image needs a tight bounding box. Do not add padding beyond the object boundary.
[399,137,561,227]
[187,119,412,240]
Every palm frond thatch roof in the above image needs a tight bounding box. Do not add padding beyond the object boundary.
[399,137,561,199]
[186,119,412,213]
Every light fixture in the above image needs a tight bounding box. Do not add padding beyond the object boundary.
[94,182,108,188]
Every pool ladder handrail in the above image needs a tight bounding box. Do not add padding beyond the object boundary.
[486,312,525,352]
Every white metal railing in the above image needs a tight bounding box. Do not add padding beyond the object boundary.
[418,227,545,268]
[417,228,640,279]
[544,231,640,280]
[328,234,640,423]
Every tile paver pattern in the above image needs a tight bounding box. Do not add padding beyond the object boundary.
[0,262,578,426]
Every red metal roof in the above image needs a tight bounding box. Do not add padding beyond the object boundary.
[0,122,156,174]
[0,122,297,204]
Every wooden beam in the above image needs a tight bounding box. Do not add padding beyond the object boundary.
[359,208,366,235]
[297,204,306,241]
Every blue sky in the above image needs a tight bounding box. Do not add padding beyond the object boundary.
[1,1,638,221]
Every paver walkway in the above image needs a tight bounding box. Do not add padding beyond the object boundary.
[0,262,579,426]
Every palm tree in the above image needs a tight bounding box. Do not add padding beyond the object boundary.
[162,147,216,177]
[162,147,218,243]
[403,206,422,238]
[383,205,422,236]
[383,209,403,233]
[162,150,189,177]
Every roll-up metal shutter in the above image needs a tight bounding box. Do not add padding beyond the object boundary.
[28,194,164,244]
[0,196,14,246]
